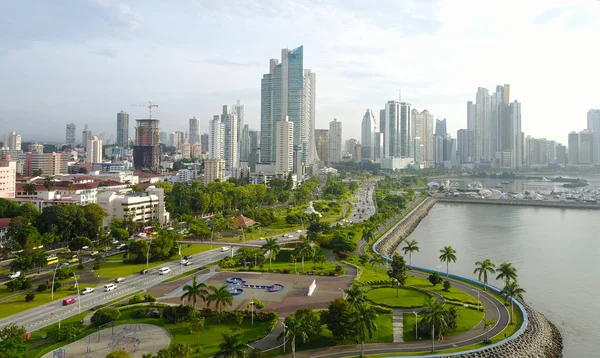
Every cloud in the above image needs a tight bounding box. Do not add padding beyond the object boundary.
[89,47,117,58]
[194,58,261,68]
[94,0,144,30]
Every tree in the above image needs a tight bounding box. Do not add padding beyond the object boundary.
[70,236,93,251]
[290,254,297,273]
[387,253,407,296]
[361,224,375,245]
[401,239,420,267]
[321,298,357,340]
[180,276,208,308]
[355,303,378,357]
[207,285,233,322]
[23,182,37,195]
[439,246,457,279]
[279,314,308,358]
[501,281,526,324]
[295,243,314,273]
[91,307,121,327]
[496,262,518,287]
[421,297,448,352]
[0,323,27,358]
[218,332,248,358]
[344,285,366,305]
[293,308,322,339]
[358,254,369,267]
[368,255,384,277]
[106,350,132,358]
[428,273,443,286]
[261,238,280,270]
[43,176,55,191]
[473,259,496,291]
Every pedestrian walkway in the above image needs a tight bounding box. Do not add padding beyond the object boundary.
[392,309,404,343]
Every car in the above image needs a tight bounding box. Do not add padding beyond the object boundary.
[287,234,294,238]
[221,246,230,252]
[67,258,79,264]
[296,230,302,233]
[62,298,76,306]
[81,246,90,250]
[80,287,94,295]
[104,283,117,292]
[158,267,171,275]
[183,255,192,260]
[140,269,149,275]
[115,277,125,283]
[90,251,99,256]
[58,262,69,268]
[180,259,189,265]
[116,244,127,250]
[138,233,147,238]
[111,239,119,245]
[8,271,21,279]
[184,261,192,266]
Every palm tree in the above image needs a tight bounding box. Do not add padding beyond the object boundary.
[402,240,420,267]
[31,250,48,273]
[361,224,375,244]
[496,262,518,287]
[296,243,314,273]
[180,276,208,308]
[207,285,233,322]
[421,297,448,352]
[279,314,308,358]
[368,255,384,277]
[261,238,280,270]
[344,285,366,305]
[355,302,378,357]
[439,246,457,279]
[218,332,248,358]
[23,182,37,195]
[473,259,496,291]
[290,254,297,273]
[43,176,55,191]
[500,281,526,324]
[483,319,495,341]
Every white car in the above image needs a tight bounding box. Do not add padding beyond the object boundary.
[114,277,125,283]
[296,230,302,233]
[221,246,230,252]
[180,259,189,265]
[81,287,94,295]
[111,239,119,245]
[138,233,147,238]
[8,271,21,279]
[81,246,90,250]
[287,234,294,238]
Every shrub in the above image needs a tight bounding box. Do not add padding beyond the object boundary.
[52,281,62,291]
[443,280,451,291]
[335,265,343,272]
[77,263,85,270]
[92,264,100,270]
[128,294,144,305]
[132,308,148,319]
[25,293,35,302]
[91,307,121,326]
[200,308,214,317]
[144,294,156,302]
[37,283,48,292]
[428,273,443,286]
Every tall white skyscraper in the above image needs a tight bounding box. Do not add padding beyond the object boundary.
[116,111,129,148]
[209,115,224,160]
[232,100,245,142]
[328,118,342,164]
[399,102,411,157]
[3,131,21,151]
[275,116,294,172]
[383,101,400,158]
[474,88,491,163]
[66,123,76,147]
[587,109,600,164]
[260,46,314,166]
[361,109,377,161]
[86,136,102,163]
[189,117,200,144]
[303,69,316,164]
[221,105,239,171]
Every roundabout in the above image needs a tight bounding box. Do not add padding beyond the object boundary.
[365,286,434,308]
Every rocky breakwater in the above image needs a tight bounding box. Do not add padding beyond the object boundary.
[456,302,563,358]
[375,197,436,257]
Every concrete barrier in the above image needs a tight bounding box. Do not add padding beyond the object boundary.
[436,197,600,210]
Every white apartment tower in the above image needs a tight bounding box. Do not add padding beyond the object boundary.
[86,136,103,163]
[303,69,317,164]
[221,105,239,171]
[275,117,294,172]
[328,118,342,164]
[209,115,224,160]
[361,109,377,161]
[3,131,21,151]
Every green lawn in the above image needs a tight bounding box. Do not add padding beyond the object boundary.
[366,287,430,308]
[0,279,79,319]
[403,306,484,342]
[406,275,480,305]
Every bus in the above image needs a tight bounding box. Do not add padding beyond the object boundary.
[47,255,58,266]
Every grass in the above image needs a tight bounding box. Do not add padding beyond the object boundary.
[366,287,430,308]
[406,275,480,305]
[402,306,484,343]
[0,278,79,319]
[220,249,340,276]
[162,264,215,283]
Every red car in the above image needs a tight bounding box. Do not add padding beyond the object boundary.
[62,298,76,306]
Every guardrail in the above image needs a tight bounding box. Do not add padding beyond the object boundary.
[371,204,529,358]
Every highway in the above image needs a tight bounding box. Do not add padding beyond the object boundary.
[0,248,233,331]
[346,181,376,223]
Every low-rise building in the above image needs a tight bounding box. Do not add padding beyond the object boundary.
[97,187,170,228]
[203,158,226,185]
[0,154,16,198]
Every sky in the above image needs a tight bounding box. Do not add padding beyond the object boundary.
[1,0,599,146]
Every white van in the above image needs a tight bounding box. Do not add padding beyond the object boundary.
[103,283,117,292]
[159,267,171,275]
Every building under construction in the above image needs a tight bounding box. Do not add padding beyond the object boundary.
[134,119,160,171]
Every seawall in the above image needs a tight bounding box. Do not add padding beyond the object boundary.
[373,197,563,358]
[436,197,600,210]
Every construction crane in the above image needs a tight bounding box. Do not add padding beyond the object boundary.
[131,101,159,119]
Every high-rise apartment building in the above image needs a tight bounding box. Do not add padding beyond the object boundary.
[260,46,313,166]
[202,158,226,185]
[457,129,475,164]
[133,119,160,171]
[24,152,68,176]
[189,117,200,144]
[86,136,103,163]
[568,132,580,165]
[418,110,434,167]
[66,123,76,147]
[159,131,168,144]
[361,109,377,161]
[221,105,239,171]
[82,125,92,149]
[303,69,317,164]
[328,118,342,164]
[248,130,260,172]
[201,133,209,154]
[578,130,594,165]
[209,115,224,160]
[587,109,600,164]
[3,131,21,151]
[275,117,294,172]
[170,131,185,152]
[239,125,250,162]
[314,129,329,165]
[116,111,129,148]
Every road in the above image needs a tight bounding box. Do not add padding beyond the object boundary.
[0,248,234,332]
[345,181,377,224]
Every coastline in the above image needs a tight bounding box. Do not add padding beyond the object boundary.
[436,196,600,210]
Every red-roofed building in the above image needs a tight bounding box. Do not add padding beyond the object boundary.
[13,177,101,211]
[0,218,11,246]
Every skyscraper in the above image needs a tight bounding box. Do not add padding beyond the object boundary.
[221,105,239,171]
[260,46,311,165]
[248,130,260,172]
[303,69,317,164]
[189,117,200,144]
[314,129,329,165]
[239,125,250,163]
[399,102,411,157]
[275,117,294,173]
[419,110,434,167]
[3,131,21,151]
[201,133,209,154]
[66,123,76,147]
[361,109,377,161]
[587,109,600,164]
[328,118,342,164]
[82,125,92,150]
[86,136,103,163]
[435,119,447,137]
[508,101,522,167]
[457,129,475,164]
[133,119,160,171]
[209,115,224,160]
[383,101,400,158]
[568,132,579,165]
[116,111,129,148]
[159,131,168,144]
[475,87,491,163]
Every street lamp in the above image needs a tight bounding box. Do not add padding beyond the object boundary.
[477,289,481,311]
[281,322,287,353]
[73,273,81,314]
[250,300,255,325]
[51,263,60,301]
[146,238,153,269]
[413,311,418,339]
[51,312,61,330]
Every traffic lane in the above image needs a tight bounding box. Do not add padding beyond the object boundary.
[0,249,230,330]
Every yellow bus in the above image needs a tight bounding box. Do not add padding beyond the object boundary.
[47,256,59,266]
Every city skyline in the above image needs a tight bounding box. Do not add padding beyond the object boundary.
[1,1,599,145]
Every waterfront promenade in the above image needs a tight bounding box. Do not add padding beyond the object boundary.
[434,195,600,210]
